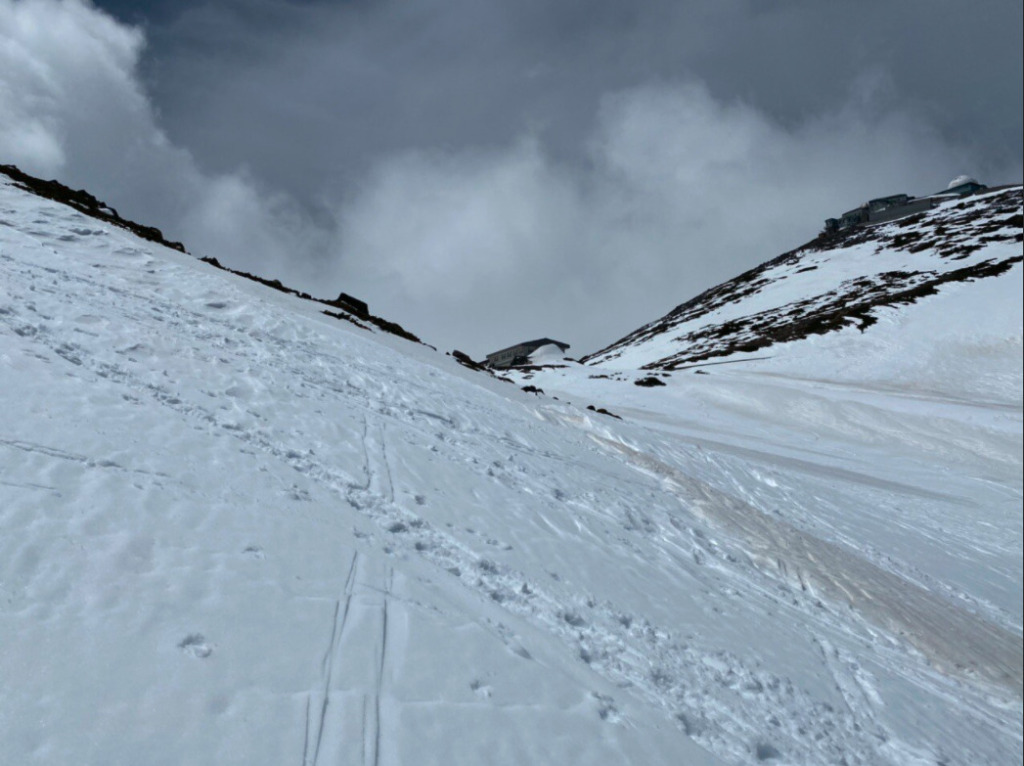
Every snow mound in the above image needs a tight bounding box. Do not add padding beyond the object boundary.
[527,342,571,365]
[947,174,979,189]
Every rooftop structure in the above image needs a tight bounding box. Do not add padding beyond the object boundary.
[944,176,986,196]
[485,338,570,369]
[823,176,988,235]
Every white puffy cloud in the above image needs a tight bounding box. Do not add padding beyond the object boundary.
[1,0,153,177]
[1,2,1007,357]
[337,139,582,302]
[0,0,319,283]
[332,82,982,356]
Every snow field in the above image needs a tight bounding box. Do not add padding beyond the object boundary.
[2,177,1022,765]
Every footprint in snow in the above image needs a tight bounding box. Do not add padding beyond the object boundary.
[592,693,620,723]
[755,743,782,761]
[178,634,214,659]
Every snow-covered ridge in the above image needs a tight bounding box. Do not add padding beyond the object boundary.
[585,186,1023,370]
[0,164,188,253]
[0,163,424,347]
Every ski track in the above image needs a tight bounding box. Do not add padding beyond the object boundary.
[2,190,1022,765]
[306,551,358,766]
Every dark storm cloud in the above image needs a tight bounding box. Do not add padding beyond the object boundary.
[112,0,1022,204]
[4,0,1021,356]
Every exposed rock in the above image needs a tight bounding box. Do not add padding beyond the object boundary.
[586,187,1023,370]
[1,163,186,252]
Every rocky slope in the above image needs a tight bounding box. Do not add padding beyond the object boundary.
[0,163,422,345]
[584,186,1023,370]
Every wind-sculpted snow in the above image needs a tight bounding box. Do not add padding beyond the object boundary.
[1,175,1022,765]
[586,186,1023,370]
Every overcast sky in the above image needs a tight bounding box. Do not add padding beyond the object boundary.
[3,0,1022,357]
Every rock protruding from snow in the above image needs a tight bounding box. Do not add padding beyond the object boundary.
[585,186,1022,371]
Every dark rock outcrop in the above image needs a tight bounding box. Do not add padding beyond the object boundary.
[0,164,423,346]
[0,164,186,252]
[586,186,1023,370]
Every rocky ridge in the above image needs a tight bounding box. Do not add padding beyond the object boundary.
[584,186,1023,370]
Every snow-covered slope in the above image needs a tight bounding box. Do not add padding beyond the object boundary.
[1,173,1021,766]
[585,187,1023,378]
